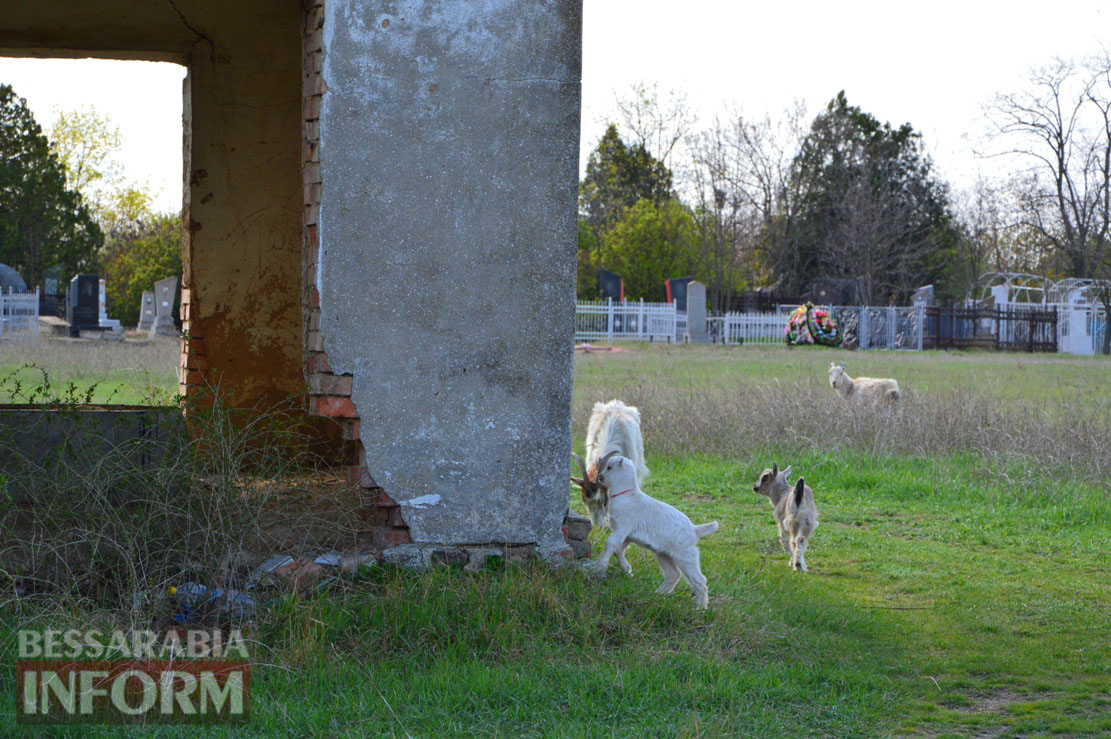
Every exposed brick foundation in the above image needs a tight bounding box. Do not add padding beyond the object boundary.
[177,288,206,396]
[301,0,410,548]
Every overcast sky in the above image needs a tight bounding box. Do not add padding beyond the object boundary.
[1,0,1107,213]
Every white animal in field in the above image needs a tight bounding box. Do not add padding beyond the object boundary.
[570,400,650,576]
[752,463,819,572]
[590,451,718,609]
[828,362,901,407]
[572,399,649,528]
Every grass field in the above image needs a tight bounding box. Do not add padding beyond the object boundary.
[2,342,1110,736]
[0,336,179,405]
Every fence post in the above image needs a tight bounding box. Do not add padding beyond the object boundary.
[639,298,645,340]
[860,308,869,350]
[606,298,614,342]
[916,306,923,351]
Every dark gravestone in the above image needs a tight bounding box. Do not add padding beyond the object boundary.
[66,274,102,336]
[666,276,694,312]
[805,277,858,306]
[598,269,623,302]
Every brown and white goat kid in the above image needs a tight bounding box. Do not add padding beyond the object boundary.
[828,362,901,407]
[591,452,718,608]
[752,463,818,572]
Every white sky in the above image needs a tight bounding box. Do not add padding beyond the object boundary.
[0,57,186,213]
[0,0,1107,213]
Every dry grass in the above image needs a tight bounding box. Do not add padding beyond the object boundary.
[0,395,366,627]
[573,345,1111,485]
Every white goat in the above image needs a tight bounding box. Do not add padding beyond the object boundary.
[570,400,649,575]
[592,452,718,608]
[752,463,818,572]
[828,362,901,407]
[574,399,649,528]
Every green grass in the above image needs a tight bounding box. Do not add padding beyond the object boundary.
[3,344,1111,736]
[0,337,178,405]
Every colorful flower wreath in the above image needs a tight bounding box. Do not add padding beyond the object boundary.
[784,302,843,347]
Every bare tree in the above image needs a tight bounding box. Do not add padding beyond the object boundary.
[688,119,754,313]
[953,176,1047,293]
[682,104,813,312]
[614,81,698,185]
[820,161,927,305]
[985,54,1111,350]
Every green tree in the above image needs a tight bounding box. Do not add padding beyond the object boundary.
[576,217,600,299]
[580,124,673,234]
[0,84,101,288]
[48,107,123,211]
[786,92,959,304]
[601,198,698,302]
[579,125,674,292]
[100,211,182,326]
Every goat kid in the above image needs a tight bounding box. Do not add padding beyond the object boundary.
[752,463,818,572]
[828,362,901,407]
[591,451,718,608]
[570,400,649,575]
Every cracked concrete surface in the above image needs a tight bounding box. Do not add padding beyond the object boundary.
[319,0,581,547]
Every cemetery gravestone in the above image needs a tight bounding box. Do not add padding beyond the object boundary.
[686,280,709,344]
[666,276,694,313]
[138,291,156,331]
[66,274,101,337]
[98,279,123,335]
[150,276,179,338]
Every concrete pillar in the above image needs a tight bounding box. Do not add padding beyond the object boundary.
[318,0,582,549]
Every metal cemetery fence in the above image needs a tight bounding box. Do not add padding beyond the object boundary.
[575,299,679,342]
[0,287,39,340]
[922,306,1058,352]
[711,306,925,350]
[576,300,1059,353]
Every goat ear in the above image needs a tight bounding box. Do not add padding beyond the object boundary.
[570,476,585,488]
[782,465,792,479]
[771,462,778,477]
[839,362,845,369]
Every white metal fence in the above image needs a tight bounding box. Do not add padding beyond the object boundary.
[575,301,929,350]
[0,287,39,340]
[707,306,924,350]
[575,299,679,342]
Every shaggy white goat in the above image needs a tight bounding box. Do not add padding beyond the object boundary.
[752,463,818,572]
[570,400,649,575]
[573,399,649,529]
[828,362,901,407]
[591,452,718,608]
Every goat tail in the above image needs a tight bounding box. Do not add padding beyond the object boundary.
[694,521,719,539]
[793,478,806,509]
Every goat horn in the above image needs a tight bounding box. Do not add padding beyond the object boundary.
[596,450,621,470]
[571,453,589,480]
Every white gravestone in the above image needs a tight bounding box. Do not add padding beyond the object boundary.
[150,276,179,338]
[686,280,709,344]
[138,291,156,332]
